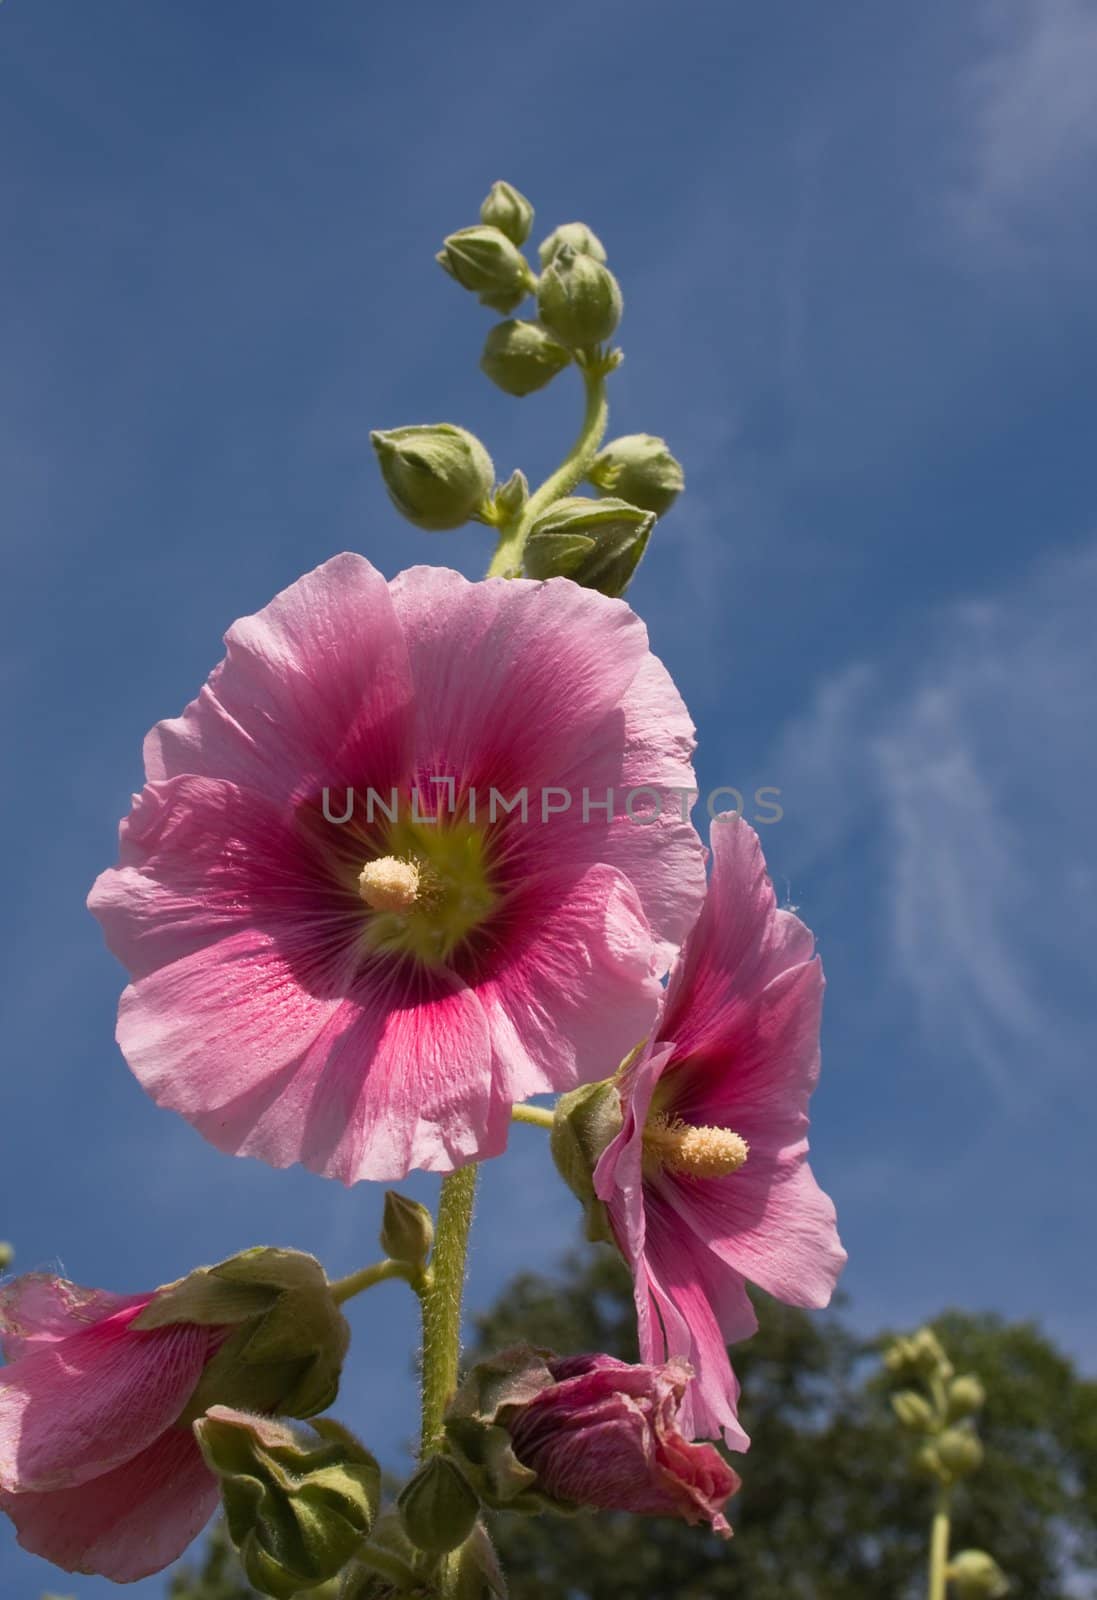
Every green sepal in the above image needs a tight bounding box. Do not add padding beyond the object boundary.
[196,1409,380,1600]
[524,497,654,598]
[138,1247,350,1423]
[548,1078,623,1245]
[442,1346,575,1518]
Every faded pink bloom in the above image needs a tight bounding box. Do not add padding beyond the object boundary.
[507,1353,739,1534]
[90,555,704,1182]
[0,1274,223,1580]
[595,813,846,1447]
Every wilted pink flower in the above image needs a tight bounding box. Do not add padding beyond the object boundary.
[0,1274,222,1580]
[507,1353,739,1534]
[90,555,703,1182]
[595,814,846,1446]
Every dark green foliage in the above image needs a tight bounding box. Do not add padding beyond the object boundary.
[470,1251,1097,1600]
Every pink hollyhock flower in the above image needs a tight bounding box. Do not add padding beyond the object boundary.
[0,1275,222,1580]
[594,813,846,1447]
[506,1353,739,1534]
[0,1250,347,1580]
[90,555,703,1181]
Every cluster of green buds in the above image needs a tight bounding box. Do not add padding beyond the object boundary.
[371,180,685,597]
[884,1327,1008,1598]
[201,1203,504,1599]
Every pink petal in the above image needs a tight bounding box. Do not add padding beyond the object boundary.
[116,924,503,1182]
[661,813,817,1064]
[501,652,706,971]
[479,865,662,1104]
[387,568,656,796]
[0,1277,146,1363]
[90,776,351,983]
[145,552,414,806]
[592,1041,673,1209]
[115,930,346,1131]
[668,959,825,1141]
[222,963,505,1182]
[658,1155,847,1311]
[1,1426,218,1581]
[639,1200,752,1449]
[0,1305,211,1493]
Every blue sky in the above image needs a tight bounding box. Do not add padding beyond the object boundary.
[3,0,1096,1592]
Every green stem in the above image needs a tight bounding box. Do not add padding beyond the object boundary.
[486,363,610,578]
[330,1258,420,1304]
[927,1484,952,1600]
[419,1165,479,1457]
[511,1102,555,1129]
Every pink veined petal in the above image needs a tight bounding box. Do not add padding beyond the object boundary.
[144,552,415,807]
[89,776,350,984]
[115,929,349,1133]
[639,1199,752,1450]
[115,924,503,1182]
[660,813,817,1061]
[0,1305,212,1493]
[387,567,656,797]
[498,652,706,972]
[593,1041,674,1212]
[213,961,505,1182]
[0,1426,218,1581]
[478,864,662,1105]
[666,958,825,1140]
[0,1277,146,1363]
[656,1154,847,1311]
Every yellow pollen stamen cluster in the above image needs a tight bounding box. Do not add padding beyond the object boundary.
[644,1113,749,1179]
[357,855,422,913]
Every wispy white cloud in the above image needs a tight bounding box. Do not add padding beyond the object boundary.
[768,536,1097,1111]
[950,0,1097,261]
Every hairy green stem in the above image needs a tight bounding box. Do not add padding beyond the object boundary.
[927,1484,952,1600]
[330,1258,421,1304]
[419,1164,479,1457]
[511,1102,555,1129]
[486,363,609,578]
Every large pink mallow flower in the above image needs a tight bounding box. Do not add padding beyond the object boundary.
[506,1354,739,1534]
[594,814,846,1448]
[0,1275,222,1580]
[90,555,704,1182]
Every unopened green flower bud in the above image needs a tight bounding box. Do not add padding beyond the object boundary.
[398,1454,480,1555]
[437,226,532,314]
[588,434,685,517]
[548,1077,624,1242]
[910,1326,954,1379]
[937,1427,984,1478]
[947,1550,1009,1598]
[948,1374,987,1419]
[887,1328,952,1381]
[480,319,571,397]
[891,1390,936,1432]
[195,1407,380,1600]
[137,1247,350,1422]
[371,425,494,531]
[524,496,654,598]
[884,1337,918,1376]
[379,1191,434,1273]
[537,247,622,351]
[479,181,534,247]
[0,1242,13,1272]
[491,468,529,523]
[538,222,607,268]
[915,1443,945,1480]
[339,1514,424,1599]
